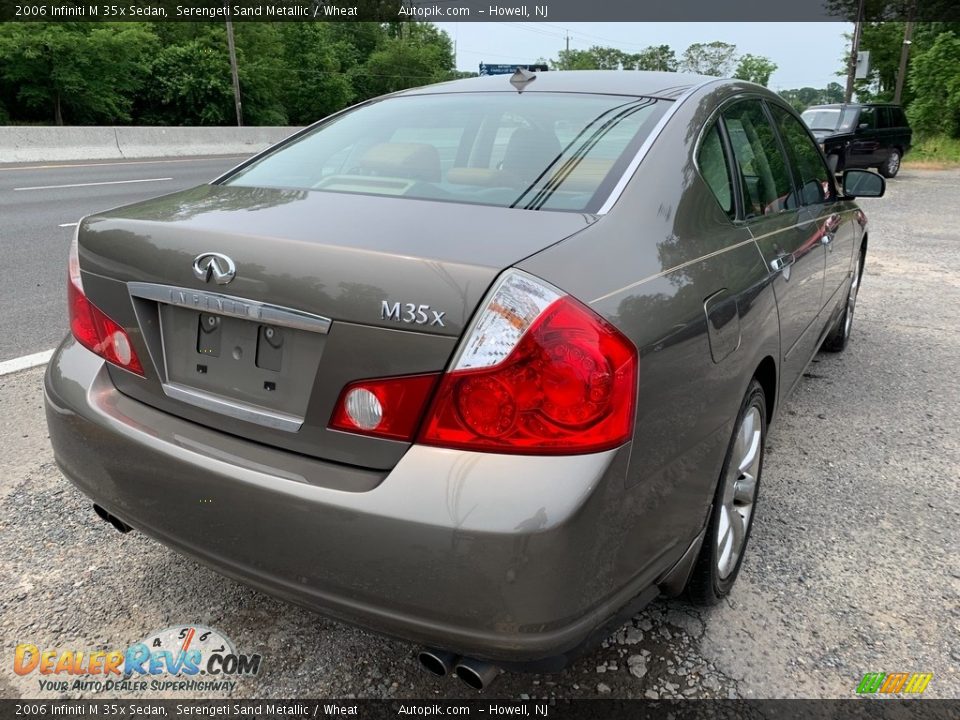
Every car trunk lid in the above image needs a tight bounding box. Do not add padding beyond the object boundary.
[76,184,595,470]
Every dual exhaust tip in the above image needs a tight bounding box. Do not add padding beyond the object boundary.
[418,649,499,691]
[93,504,133,534]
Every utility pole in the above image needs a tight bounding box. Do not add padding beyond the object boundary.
[894,19,915,104]
[225,18,243,127]
[565,31,569,53]
[844,0,866,103]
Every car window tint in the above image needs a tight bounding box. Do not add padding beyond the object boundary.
[698,122,735,217]
[224,93,667,213]
[858,107,876,129]
[876,107,891,129]
[769,104,831,206]
[839,107,859,131]
[722,100,794,219]
[894,107,908,127]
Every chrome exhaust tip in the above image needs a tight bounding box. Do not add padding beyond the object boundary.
[454,657,499,690]
[417,648,459,677]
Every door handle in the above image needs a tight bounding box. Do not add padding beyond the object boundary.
[821,213,842,247]
[770,254,794,273]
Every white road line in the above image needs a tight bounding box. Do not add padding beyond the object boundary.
[14,177,174,191]
[0,349,54,377]
[59,222,78,228]
[2,156,247,172]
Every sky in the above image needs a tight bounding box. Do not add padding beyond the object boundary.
[436,22,851,91]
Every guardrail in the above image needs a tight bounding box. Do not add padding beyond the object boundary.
[0,126,302,163]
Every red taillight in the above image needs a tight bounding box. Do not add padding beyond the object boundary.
[328,270,638,455]
[419,294,637,454]
[68,232,144,376]
[330,373,440,440]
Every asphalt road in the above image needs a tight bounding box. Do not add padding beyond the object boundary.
[0,156,248,363]
[0,169,958,701]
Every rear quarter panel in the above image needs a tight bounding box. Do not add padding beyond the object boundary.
[519,82,780,584]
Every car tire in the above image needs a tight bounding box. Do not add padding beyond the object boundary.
[686,379,766,605]
[822,249,864,353]
[879,149,901,178]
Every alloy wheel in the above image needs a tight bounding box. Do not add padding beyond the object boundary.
[716,405,762,579]
[888,151,900,176]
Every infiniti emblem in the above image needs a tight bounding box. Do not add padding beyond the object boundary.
[192,252,236,285]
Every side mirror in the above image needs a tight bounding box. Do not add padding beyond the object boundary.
[842,169,886,198]
[857,122,870,130]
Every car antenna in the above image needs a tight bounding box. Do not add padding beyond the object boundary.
[510,68,537,93]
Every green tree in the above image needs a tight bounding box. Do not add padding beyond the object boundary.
[907,31,960,137]
[277,24,355,125]
[778,83,847,113]
[146,40,235,125]
[680,41,737,76]
[0,23,156,124]
[626,45,678,72]
[550,45,628,70]
[356,23,455,98]
[733,54,778,86]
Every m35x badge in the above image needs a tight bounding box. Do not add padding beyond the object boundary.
[381,301,446,327]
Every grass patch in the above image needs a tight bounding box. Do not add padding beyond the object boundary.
[905,135,960,168]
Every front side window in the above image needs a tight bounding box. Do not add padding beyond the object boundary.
[722,100,795,219]
[224,93,667,213]
[858,107,876,130]
[698,122,735,218]
[769,104,832,206]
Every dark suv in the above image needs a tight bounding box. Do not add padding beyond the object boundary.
[801,103,912,178]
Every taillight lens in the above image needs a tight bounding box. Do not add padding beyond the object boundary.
[419,271,637,454]
[330,374,440,440]
[68,230,144,376]
[328,270,637,454]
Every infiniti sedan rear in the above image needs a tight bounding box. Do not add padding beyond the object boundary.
[44,71,881,686]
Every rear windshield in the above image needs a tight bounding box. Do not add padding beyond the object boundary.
[801,107,858,132]
[223,92,668,213]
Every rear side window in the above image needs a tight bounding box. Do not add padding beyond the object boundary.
[893,107,908,127]
[224,92,668,213]
[698,122,735,218]
[722,100,794,219]
[877,106,892,129]
[768,104,831,205]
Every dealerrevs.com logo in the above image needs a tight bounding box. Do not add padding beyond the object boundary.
[14,625,262,693]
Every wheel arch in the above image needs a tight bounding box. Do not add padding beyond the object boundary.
[754,355,777,426]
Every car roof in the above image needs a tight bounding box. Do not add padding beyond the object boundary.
[395,70,722,101]
[805,103,902,109]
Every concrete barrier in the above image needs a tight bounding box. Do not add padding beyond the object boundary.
[0,126,302,163]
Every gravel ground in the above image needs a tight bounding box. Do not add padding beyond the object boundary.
[1,169,958,701]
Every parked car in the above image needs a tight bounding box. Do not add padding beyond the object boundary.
[801,102,912,178]
[44,72,884,689]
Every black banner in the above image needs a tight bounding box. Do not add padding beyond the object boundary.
[1,0,960,23]
[4,700,960,719]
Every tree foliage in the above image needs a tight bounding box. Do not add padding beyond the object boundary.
[0,21,456,126]
[907,31,960,137]
[680,41,738,76]
[733,54,778,87]
[778,83,844,112]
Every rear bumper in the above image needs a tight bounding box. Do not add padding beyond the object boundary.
[44,337,669,665]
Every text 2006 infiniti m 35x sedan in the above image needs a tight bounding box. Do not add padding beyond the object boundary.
[44,71,884,688]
